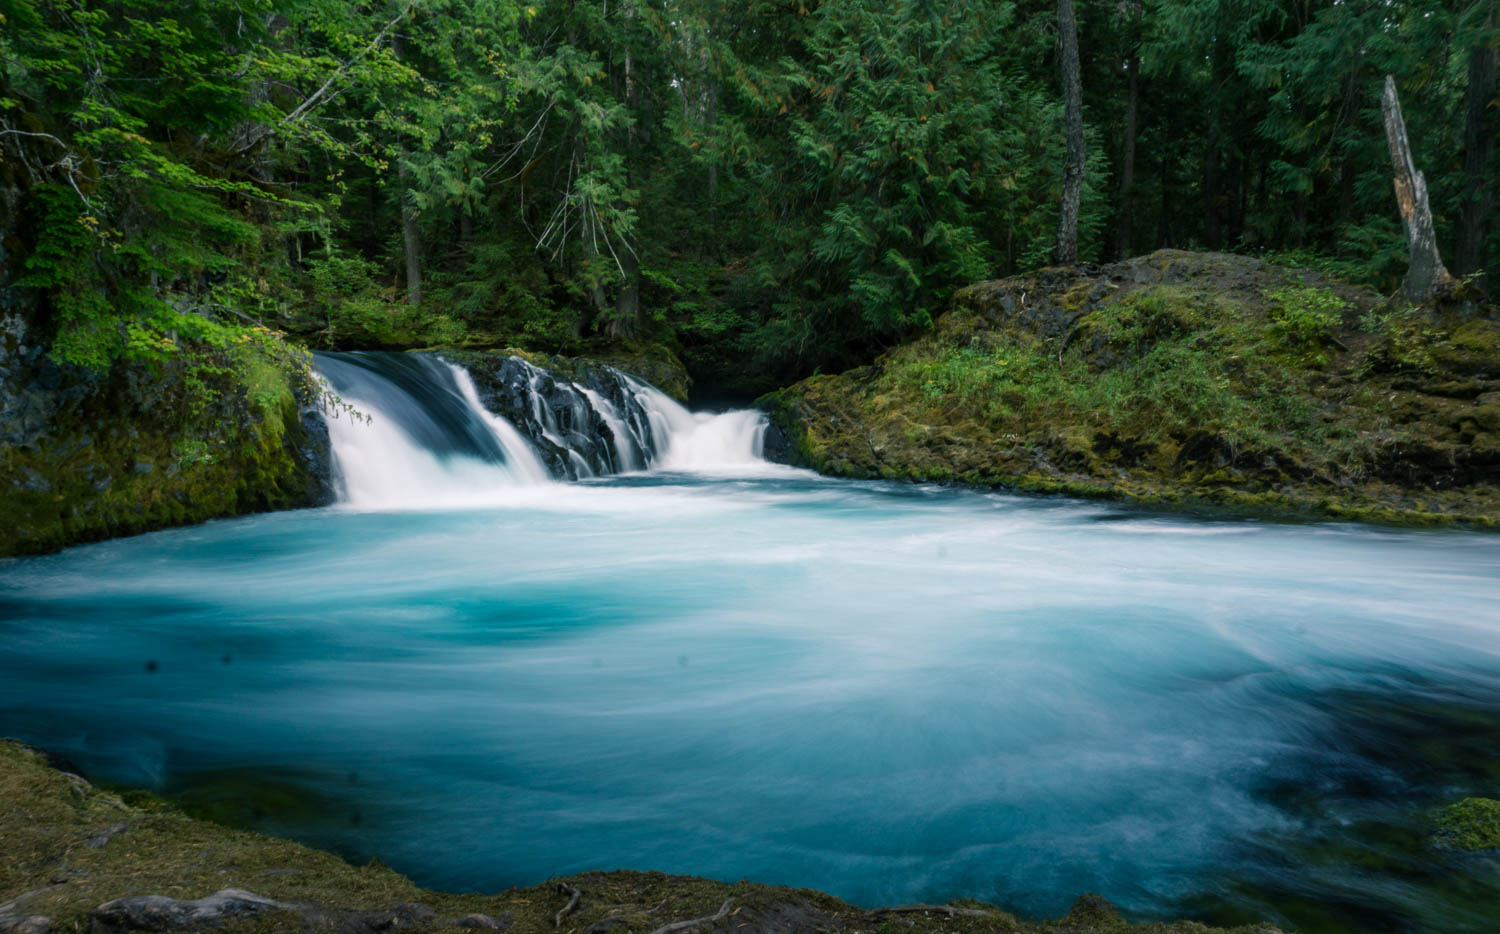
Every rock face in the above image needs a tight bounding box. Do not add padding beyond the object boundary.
[0,311,335,557]
[760,250,1500,525]
[445,351,662,479]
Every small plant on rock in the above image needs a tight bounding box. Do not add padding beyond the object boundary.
[1263,285,1350,365]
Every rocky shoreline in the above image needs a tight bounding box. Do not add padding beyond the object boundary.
[0,740,1284,934]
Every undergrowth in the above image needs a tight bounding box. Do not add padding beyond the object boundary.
[891,286,1332,458]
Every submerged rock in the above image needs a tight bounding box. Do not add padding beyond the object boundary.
[1434,797,1500,851]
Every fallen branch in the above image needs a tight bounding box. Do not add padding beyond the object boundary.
[645,899,734,934]
[866,904,994,918]
[554,883,582,928]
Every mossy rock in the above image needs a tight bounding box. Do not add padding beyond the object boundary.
[1434,797,1500,851]
[761,249,1500,527]
[0,325,335,557]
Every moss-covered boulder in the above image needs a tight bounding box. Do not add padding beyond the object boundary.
[0,314,334,558]
[1434,797,1500,851]
[760,250,1500,526]
[0,739,1281,934]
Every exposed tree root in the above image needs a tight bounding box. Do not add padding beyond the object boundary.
[645,899,734,934]
[554,883,582,928]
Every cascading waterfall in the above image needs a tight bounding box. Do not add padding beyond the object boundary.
[617,373,770,470]
[314,351,769,508]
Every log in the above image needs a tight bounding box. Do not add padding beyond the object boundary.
[1380,74,1456,304]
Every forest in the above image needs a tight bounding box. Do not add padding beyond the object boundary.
[3,0,1496,397]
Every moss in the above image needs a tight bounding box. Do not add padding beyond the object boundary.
[0,739,1281,934]
[763,250,1500,526]
[0,342,328,558]
[1434,797,1500,851]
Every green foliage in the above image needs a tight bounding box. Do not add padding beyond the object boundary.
[1263,285,1349,354]
[3,0,1496,395]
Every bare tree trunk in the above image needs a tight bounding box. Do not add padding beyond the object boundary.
[1381,74,1455,303]
[1054,0,1084,265]
[399,159,422,307]
[1457,2,1497,292]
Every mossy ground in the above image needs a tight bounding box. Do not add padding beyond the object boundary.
[761,250,1500,526]
[0,741,1281,934]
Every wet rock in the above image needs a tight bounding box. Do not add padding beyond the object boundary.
[445,351,662,479]
[90,889,295,932]
[295,404,337,506]
[0,917,50,934]
[455,914,509,930]
[758,421,792,464]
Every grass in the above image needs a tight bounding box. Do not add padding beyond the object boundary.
[889,285,1325,458]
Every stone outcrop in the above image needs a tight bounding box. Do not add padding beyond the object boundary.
[760,250,1500,525]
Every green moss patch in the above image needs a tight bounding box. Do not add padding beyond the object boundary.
[1434,797,1500,851]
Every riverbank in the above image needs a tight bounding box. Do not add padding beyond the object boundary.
[0,740,1282,934]
[759,251,1500,526]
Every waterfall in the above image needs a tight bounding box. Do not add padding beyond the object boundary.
[618,374,768,470]
[314,351,769,508]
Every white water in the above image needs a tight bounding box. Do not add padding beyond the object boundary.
[324,363,550,510]
[621,373,768,471]
[320,353,769,509]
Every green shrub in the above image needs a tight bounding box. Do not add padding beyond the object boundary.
[1263,285,1349,361]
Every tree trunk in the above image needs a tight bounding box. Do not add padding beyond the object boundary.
[1158,119,1172,248]
[1457,3,1497,292]
[399,159,422,307]
[610,247,640,340]
[1054,0,1085,265]
[1203,139,1221,249]
[1117,13,1139,260]
[1381,74,1455,303]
